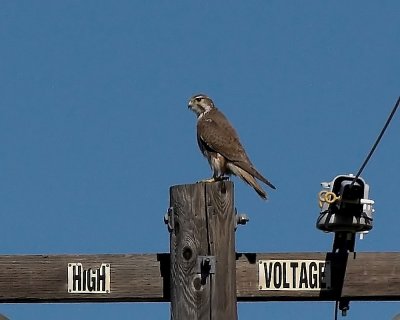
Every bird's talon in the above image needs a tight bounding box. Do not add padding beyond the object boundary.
[197,178,216,183]
[213,176,229,182]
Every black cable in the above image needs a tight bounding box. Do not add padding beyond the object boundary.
[334,300,338,320]
[350,96,400,188]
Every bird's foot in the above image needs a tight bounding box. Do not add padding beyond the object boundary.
[197,177,216,183]
[196,176,229,183]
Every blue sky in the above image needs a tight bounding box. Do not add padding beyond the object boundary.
[1,1,399,319]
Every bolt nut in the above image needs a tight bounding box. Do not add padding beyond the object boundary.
[164,213,169,224]
[237,213,249,225]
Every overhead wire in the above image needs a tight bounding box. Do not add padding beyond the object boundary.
[335,96,399,319]
[350,96,400,188]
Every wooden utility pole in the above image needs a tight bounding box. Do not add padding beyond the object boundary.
[167,182,237,320]
[0,182,400,318]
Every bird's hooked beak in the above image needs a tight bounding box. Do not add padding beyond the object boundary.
[188,99,193,109]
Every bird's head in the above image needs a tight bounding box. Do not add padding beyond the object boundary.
[188,94,215,117]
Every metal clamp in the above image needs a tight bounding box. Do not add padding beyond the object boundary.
[235,208,249,230]
[196,256,215,275]
[164,207,174,232]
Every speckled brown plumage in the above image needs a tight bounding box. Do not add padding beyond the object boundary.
[188,94,275,200]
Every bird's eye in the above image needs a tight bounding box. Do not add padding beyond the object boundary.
[195,98,202,102]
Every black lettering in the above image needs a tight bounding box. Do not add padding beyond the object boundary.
[87,268,96,291]
[309,262,318,288]
[73,265,82,291]
[70,264,110,292]
[97,265,106,291]
[264,262,274,288]
[273,262,282,288]
[290,262,298,289]
[282,263,290,288]
[299,263,308,288]
[82,269,87,291]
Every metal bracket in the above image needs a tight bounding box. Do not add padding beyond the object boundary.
[234,208,249,230]
[196,256,216,275]
[164,207,174,232]
[339,298,350,316]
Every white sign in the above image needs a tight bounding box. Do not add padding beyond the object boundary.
[258,259,331,291]
[68,263,111,293]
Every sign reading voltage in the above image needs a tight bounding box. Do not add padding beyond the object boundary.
[68,263,111,294]
[258,259,330,291]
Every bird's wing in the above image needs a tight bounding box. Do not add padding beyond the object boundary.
[197,109,276,190]
[197,109,250,163]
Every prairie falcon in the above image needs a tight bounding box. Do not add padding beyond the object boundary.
[188,94,276,199]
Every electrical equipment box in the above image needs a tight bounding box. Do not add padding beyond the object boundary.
[317,174,374,233]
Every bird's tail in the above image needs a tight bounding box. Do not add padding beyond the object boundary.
[227,163,267,200]
[234,161,276,190]
[253,170,276,190]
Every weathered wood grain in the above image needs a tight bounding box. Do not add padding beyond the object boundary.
[169,182,237,320]
[0,253,169,302]
[236,252,400,301]
[206,182,237,320]
[0,252,398,303]
[169,183,210,319]
[342,252,400,300]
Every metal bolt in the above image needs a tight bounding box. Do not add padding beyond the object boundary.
[237,213,249,225]
[164,213,169,224]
